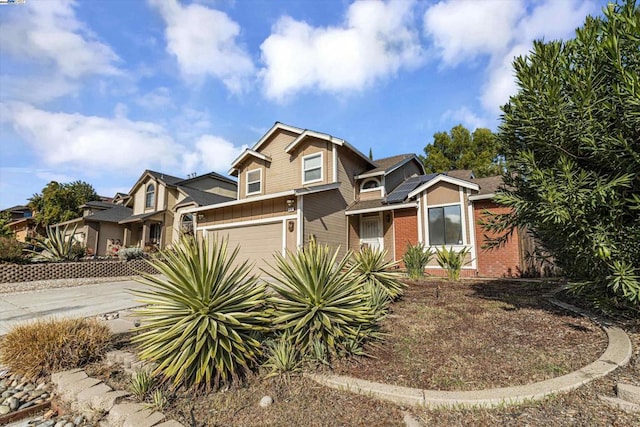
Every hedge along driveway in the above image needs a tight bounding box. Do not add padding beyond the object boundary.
[0,280,149,335]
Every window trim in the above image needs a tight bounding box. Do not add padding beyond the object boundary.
[246,168,262,196]
[302,152,323,185]
[427,203,464,247]
[360,178,382,193]
[145,184,155,209]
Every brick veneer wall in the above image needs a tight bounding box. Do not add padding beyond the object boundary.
[473,200,522,277]
[393,208,419,263]
[0,259,158,284]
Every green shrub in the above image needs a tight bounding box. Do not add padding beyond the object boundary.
[26,225,79,261]
[348,247,406,300]
[0,236,25,262]
[435,246,472,281]
[262,335,300,378]
[403,242,433,279]
[0,318,111,379]
[118,247,145,261]
[129,369,156,400]
[131,236,270,390]
[266,239,377,362]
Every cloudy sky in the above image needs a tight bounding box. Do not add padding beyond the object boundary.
[0,0,605,208]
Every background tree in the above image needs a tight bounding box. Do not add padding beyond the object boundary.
[29,180,100,228]
[0,211,14,237]
[421,124,504,177]
[484,1,640,311]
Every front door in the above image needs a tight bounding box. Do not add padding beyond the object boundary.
[360,215,383,251]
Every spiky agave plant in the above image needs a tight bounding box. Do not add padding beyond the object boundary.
[26,225,79,261]
[266,240,377,360]
[435,245,472,281]
[348,246,406,300]
[131,236,270,390]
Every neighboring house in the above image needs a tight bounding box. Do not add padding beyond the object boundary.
[188,122,535,278]
[2,205,36,242]
[53,170,237,256]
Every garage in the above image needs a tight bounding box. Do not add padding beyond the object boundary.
[207,221,283,275]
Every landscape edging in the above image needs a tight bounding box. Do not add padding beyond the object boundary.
[307,299,633,409]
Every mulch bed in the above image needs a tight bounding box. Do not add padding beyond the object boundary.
[332,279,608,391]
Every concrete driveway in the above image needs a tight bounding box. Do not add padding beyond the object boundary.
[0,280,150,335]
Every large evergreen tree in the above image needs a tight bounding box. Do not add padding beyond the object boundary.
[421,124,503,177]
[29,180,100,228]
[484,1,640,311]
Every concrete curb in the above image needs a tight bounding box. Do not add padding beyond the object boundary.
[51,369,183,427]
[308,300,633,409]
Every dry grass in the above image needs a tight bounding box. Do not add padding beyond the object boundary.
[0,317,111,379]
[332,279,608,390]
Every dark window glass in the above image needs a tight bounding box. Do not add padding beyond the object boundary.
[428,205,462,246]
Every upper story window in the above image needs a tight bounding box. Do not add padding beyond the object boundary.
[145,184,155,209]
[246,169,262,195]
[428,205,463,246]
[302,152,323,184]
[361,179,381,191]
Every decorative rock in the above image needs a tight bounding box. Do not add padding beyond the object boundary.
[13,390,27,400]
[259,395,273,408]
[36,420,56,427]
[0,405,10,415]
[73,415,85,425]
[64,423,75,427]
[18,400,36,410]
[23,383,36,392]
[8,396,19,410]
[54,421,67,427]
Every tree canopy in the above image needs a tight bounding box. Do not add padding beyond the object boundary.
[28,180,100,229]
[484,1,640,311]
[421,124,504,177]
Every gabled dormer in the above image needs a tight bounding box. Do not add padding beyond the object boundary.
[228,122,375,199]
[354,154,425,201]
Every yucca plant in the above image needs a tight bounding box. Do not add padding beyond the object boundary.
[129,369,155,400]
[403,242,433,280]
[262,334,301,379]
[348,246,406,300]
[266,240,377,360]
[131,236,270,390]
[435,246,472,281]
[26,225,79,261]
[364,281,392,321]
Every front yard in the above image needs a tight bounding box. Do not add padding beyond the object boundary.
[82,279,638,426]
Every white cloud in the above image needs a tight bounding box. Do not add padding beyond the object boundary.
[135,87,174,110]
[0,0,119,79]
[0,102,246,178]
[260,0,424,101]
[424,0,597,115]
[441,106,491,130]
[149,0,255,92]
[424,0,525,67]
[182,136,246,174]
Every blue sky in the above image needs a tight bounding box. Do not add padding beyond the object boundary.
[0,0,607,209]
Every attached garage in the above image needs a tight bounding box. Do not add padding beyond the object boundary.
[207,221,284,275]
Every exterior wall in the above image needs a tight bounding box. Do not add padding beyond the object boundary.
[382,212,394,261]
[385,160,422,194]
[198,196,291,227]
[425,182,460,205]
[183,176,237,198]
[393,208,418,263]
[96,222,124,256]
[162,211,174,247]
[359,189,382,201]
[473,200,522,277]
[303,190,348,259]
[157,182,167,210]
[285,219,297,253]
[347,215,360,251]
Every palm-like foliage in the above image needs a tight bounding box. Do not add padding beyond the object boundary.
[403,242,433,280]
[266,240,376,359]
[348,247,406,300]
[132,236,270,390]
[435,246,472,281]
[26,225,79,261]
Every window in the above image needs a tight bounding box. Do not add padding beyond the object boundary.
[145,184,155,209]
[180,213,194,235]
[428,205,463,246]
[246,169,262,195]
[361,179,381,191]
[302,153,322,184]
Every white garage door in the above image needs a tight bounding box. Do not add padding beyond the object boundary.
[208,221,283,276]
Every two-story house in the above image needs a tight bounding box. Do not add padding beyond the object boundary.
[188,122,532,278]
[53,170,237,256]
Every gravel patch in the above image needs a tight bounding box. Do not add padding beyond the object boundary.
[0,277,140,295]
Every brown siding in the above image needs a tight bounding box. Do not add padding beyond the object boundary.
[359,189,383,201]
[303,190,348,259]
[385,160,422,193]
[382,212,394,261]
[197,196,291,228]
[347,215,360,251]
[426,182,460,205]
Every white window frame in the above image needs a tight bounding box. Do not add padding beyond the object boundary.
[302,152,323,185]
[360,178,382,192]
[246,168,262,196]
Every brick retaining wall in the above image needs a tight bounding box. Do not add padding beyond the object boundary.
[0,259,158,283]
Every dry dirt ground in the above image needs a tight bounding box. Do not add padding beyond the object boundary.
[88,279,639,426]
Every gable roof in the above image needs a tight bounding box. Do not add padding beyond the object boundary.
[446,169,476,180]
[81,200,119,210]
[147,170,183,186]
[408,174,480,198]
[229,122,376,175]
[175,187,235,210]
[177,171,237,187]
[85,205,133,223]
[356,154,425,179]
[385,174,439,204]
